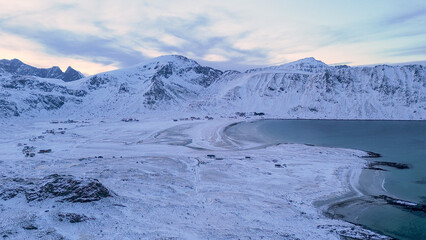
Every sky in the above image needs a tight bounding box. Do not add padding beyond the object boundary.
[0,0,425,75]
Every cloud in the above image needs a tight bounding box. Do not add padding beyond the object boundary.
[202,54,228,62]
[0,0,425,74]
[2,27,147,67]
[385,8,426,25]
[386,45,426,57]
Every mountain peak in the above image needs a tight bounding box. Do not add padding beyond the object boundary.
[149,55,200,66]
[10,58,23,64]
[245,57,329,73]
[284,57,327,66]
[273,57,329,73]
[62,66,85,82]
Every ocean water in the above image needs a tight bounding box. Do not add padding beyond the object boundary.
[226,119,426,239]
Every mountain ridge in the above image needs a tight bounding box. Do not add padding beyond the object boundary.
[0,59,84,82]
[0,55,424,120]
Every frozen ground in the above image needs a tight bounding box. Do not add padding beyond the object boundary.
[0,116,389,239]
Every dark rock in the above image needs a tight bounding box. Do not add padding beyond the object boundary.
[363,167,387,171]
[38,149,52,154]
[62,66,84,82]
[367,161,410,170]
[121,118,139,122]
[26,174,112,203]
[43,129,55,134]
[22,146,36,157]
[0,174,112,203]
[207,154,216,158]
[374,195,426,213]
[0,99,19,117]
[0,187,23,200]
[112,203,126,207]
[192,65,222,87]
[58,213,92,223]
[361,151,382,158]
[88,75,109,89]
[24,94,66,110]
[22,224,38,230]
[142,77,171,106]
[63,119,78,123]
[118,83,130,93]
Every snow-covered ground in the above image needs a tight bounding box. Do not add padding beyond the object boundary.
[0,116,389,239]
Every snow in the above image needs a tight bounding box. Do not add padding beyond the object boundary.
[0,55,419,238]
[0,116,390,239]
[1,55,424,120]
[206,63,425,120]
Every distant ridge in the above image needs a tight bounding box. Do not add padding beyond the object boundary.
[0,59,84,82]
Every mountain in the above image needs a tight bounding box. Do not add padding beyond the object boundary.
[76,55,223,115]
[0,56,424,119]
[245,57,330,73]
[0,59,84,82]
[207,58,425,119]
[0,55,223,117]
[0,71,87,118]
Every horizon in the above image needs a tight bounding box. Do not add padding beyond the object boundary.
[2,54,426,77]
[1,1,425,75]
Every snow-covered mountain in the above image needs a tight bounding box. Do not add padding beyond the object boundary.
[206,58,425,119]
[0,71,87,117]
[0,55,424,119]
[245,57,330,74]
[72,55,223,116]
[0,59,84,82]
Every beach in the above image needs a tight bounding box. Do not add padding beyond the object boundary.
[0,116,388,239]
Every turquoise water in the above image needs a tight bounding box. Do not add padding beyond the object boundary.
[226,120,426,239]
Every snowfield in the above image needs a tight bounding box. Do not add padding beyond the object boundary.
[0,116,389,239]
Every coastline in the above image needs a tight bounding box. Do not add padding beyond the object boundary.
[0,116,391,239]
[221,119,393,239]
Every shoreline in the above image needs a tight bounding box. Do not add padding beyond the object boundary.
[220,120,393,239]
[0,117,392,239]
[224,119,426,239]
[222,119,395,239]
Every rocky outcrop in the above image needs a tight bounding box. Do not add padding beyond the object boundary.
[0,174,112,203]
